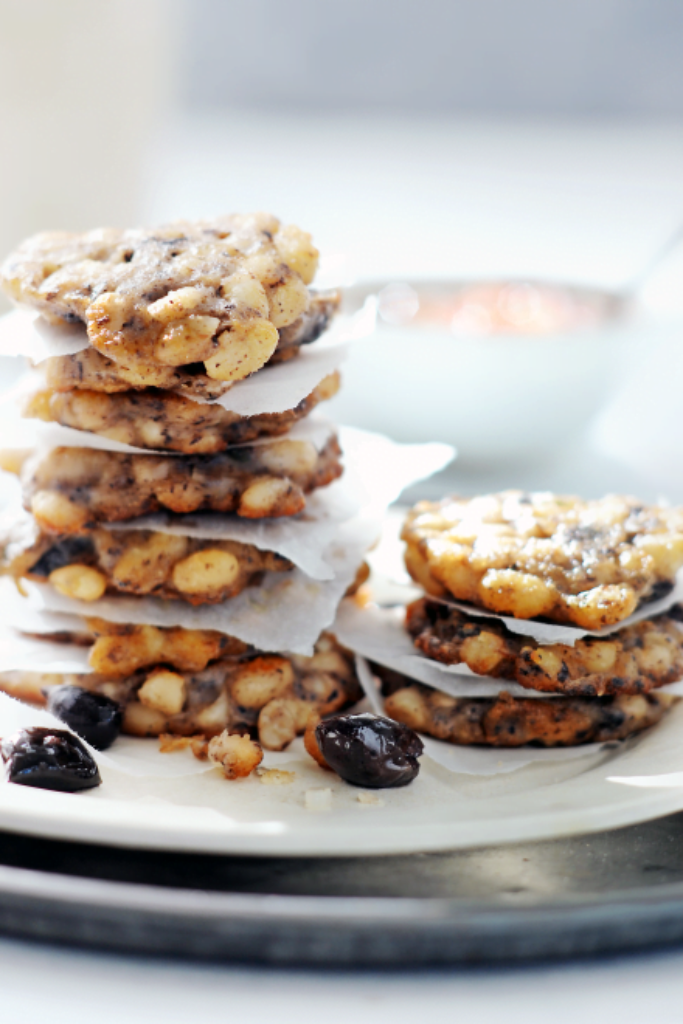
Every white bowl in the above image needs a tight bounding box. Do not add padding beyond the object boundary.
[325,278,656,468]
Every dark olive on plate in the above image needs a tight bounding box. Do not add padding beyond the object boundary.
[315,712,423,788]
[1,727,101,792]
[46,685,122,750]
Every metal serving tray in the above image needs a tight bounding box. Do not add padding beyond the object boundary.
[2,813,683,965]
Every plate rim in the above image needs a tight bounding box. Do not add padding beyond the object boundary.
[0,779,683,857]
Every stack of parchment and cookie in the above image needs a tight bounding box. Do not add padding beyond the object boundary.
[336,490,683,760]
[0,213,451,777]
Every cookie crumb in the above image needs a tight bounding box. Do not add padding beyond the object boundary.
[356,792,384,806]
[208,731,263,779]
[257,768,295,785]
[158,734,193,754]
[158,733,193,757]
[305,787,332,811]
[158,733,209,760]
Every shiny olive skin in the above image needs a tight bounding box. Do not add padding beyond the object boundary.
[315,712,424,788]
[46,685,122,750]
[1,727,101,792]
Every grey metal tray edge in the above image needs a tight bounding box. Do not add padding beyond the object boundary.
[2,859,683,966]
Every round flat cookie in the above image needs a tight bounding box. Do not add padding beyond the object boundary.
[39,291,340,399]
[24,372,340,454]
[406,597,683,697]
[4,435,342,529]
[10,619,248,679]
[381,677,676,748]
[2,214,337,392]
[2,522,294,606]
[403,491,683,629]
[0,632,361,751]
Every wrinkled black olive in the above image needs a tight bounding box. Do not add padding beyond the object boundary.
[30,535,95,577]
[1,727,101,792]
[315,712,423,788]
[641,580,675,607]
[46,685,122,750]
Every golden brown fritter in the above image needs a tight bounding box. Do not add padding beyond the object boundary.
[1,214,336,391]
[2,521,293,605]
[382,679,675,747]
[0,633,362,749]
[403,491,683,629]
[24,371,340,454]
[18,618,249,678]
[85,619,248,677]
[3,434,342,531]
[406,597,683,697]
[406,597,520,678]
[39,292,340,399]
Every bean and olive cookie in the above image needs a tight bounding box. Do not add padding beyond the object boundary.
[24,371,340,454]
[1,214,337,393]
[2,517,293,605]
[2,434,342,530]
[0,631,362,750]
[86,618,250,676]
[403,491,683,630]
[406,597,683,698]
[39,291,340,400]
[380,676,675,748]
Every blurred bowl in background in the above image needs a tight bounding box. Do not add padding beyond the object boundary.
[325,278,662,467]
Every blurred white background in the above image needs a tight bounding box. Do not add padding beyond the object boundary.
[2,0,683,498]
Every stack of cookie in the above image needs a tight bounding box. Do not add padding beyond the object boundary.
[0,213,367,768]
[383,491,683,749]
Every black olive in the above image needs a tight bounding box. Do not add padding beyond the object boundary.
[30,535,95,577]
[315,712,424,789]
[46,685,122,750]
[1,727,101,792]
[642,580,675,606]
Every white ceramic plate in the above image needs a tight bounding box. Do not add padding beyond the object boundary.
[2,703,683,857]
